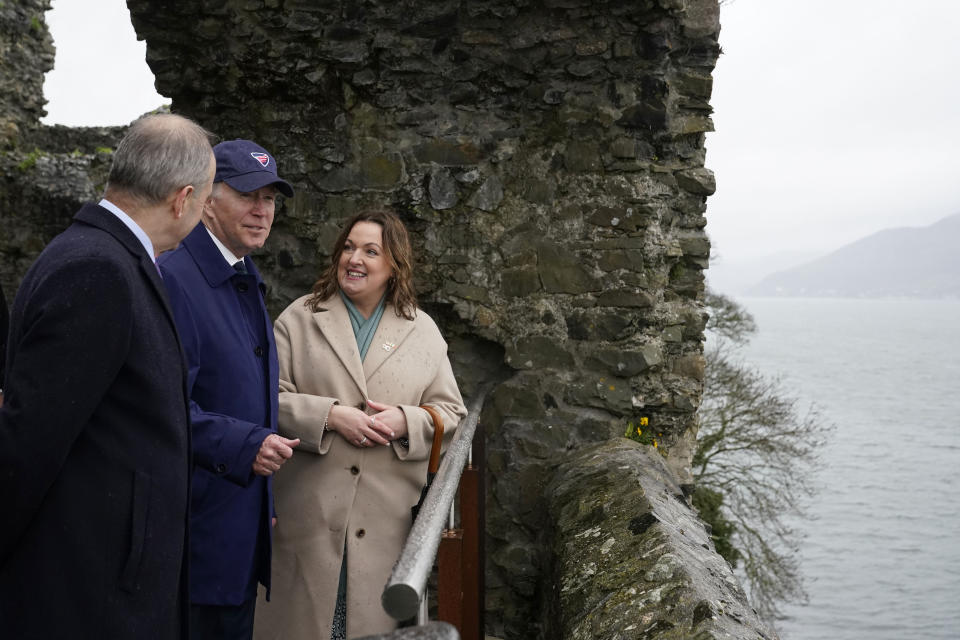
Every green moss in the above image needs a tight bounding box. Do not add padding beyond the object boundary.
[95,146,114,154]
[29,15,42,32]
[16,148,43,171]
[691,486,740,567]
[668,262,686,282]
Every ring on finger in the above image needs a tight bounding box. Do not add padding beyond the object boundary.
[359,435,368,445]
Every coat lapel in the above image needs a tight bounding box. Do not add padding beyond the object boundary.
[362,308,417,381]
[313,296,368,397]
[74,204,181,346]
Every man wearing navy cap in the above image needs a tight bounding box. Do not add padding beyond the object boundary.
[159,139,299,639]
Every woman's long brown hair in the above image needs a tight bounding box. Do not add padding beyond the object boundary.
[305,209,418,320]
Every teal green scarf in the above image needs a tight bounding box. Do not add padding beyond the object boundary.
[341,291,387,361]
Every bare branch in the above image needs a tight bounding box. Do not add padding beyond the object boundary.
[694,290,833,624]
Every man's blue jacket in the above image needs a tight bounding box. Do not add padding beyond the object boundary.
[159,224,278,605]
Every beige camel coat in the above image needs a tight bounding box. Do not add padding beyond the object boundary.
[253,294,466,640]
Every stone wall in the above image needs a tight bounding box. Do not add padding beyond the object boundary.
[547,440,773,639]
[1,1,728,638]
[0,0,53,147]
[0,126,123,294]
[127,5,718,632]
[0,1,124,294]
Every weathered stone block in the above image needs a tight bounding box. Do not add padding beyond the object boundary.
[427,164,458,210]
[675,167,716,195]
[662,325,684,343]
[413,139,483,165]
[505,335,575,370]
[672,113,715,134]
[678,233,710,258]
[597,289,655,308]
[590,343,663,377]
[587,205,644,232]
[501,266,541,297]
[563,140,602,172]
[443,281,491,303]
[565,309,634,342]
[671,353,705,381]
[593,378,636,412]
[538,244,601,294]
[545,441,775,639]
[597,249,645,272]
[609,136,637,159]
[519,177,556,204]
[680,0,721,39]
[492,379,546,419]
[466,175,504,211]
[314,153,404,192]
[674,71,714,99]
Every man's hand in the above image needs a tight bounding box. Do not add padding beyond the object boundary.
[252,433,300,476]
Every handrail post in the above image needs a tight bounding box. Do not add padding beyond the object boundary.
[438,528,464,629]
[381,385,493,625]
[457,420,484,640]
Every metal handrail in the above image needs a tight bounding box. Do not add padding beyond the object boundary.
[381,384,492,621]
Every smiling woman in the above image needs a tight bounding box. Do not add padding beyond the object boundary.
[337,221,395,318]
[42,0,166,126]
[254,208,467,639]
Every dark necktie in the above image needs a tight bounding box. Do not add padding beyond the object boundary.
[233,260,247,275]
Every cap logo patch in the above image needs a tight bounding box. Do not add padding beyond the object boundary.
[251,152,270,167]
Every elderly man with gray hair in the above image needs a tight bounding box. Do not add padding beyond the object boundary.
[0,113,215,639]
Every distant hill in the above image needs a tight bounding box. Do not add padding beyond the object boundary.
[748,214,960,298]
[707,250,824,296]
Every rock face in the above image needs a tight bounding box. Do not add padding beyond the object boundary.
[0,1,729,638]
[0,0,53,147]
[0,4,128,293]
[546,440,774,640]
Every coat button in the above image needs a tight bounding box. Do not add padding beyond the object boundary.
[350,466,359,475]
[254,346,264,357]
[216,463,226,474]
[237,282,249,293]
[356,529,366,538]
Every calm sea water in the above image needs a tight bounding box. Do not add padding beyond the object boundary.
[731,298,960,640]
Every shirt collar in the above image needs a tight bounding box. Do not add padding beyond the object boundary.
[99,198,155,260]
[204,225,242,267]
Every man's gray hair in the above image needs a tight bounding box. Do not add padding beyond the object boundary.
[106,113,214,205]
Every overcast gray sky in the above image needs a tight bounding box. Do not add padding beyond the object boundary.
[42,0,165,127]
[42,1,960,279]
[708,0,960,266]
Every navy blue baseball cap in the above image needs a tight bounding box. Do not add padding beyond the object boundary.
[213,139,294,197]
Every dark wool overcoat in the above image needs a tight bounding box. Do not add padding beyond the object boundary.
[159,223,279,606]
[0,279,7,388]
[0,204,192,639]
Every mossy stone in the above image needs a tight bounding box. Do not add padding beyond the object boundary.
[501,266,541,297]
[538,243,601,294]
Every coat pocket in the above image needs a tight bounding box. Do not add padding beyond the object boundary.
[119,469,151,593]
